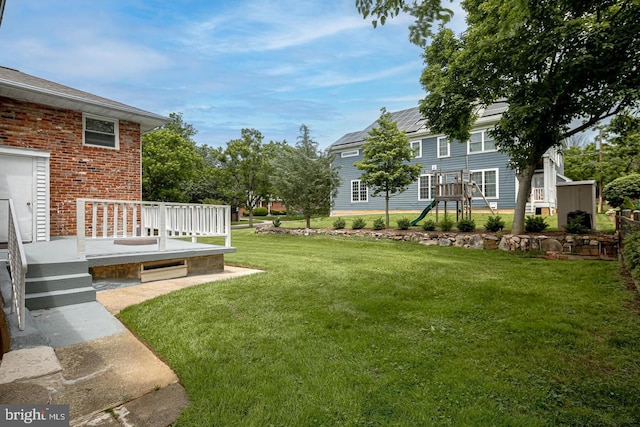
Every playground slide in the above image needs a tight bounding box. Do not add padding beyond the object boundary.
[410,199,437,226]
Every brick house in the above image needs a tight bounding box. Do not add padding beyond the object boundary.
[0,66,168,242]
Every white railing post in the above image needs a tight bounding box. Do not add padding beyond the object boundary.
[225,205,232,247]
[77,198,86,259]
[158,202,166,251]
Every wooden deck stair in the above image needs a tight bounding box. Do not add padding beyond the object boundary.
[24,257,95,310]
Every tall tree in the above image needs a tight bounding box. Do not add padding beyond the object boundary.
[271,125,341,228]
[161,112,198,142]
[358,1,640,233]
[354,108,422,227]
[219,129,276,226]
[142,129,204,202]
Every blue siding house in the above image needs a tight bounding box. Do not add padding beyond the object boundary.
[329,103,566,217]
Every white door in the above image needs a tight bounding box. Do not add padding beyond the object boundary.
[0,153,35,242]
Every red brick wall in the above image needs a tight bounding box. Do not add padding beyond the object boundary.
[0,96,142,236]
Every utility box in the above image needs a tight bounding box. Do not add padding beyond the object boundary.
[557,180,597,230]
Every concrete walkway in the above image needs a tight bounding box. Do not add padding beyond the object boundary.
[0,265,264,426]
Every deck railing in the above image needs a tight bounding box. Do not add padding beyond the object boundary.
[4,199,27,331]
[76,199,232,258]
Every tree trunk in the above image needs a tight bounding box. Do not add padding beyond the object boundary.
[385,190,390,228]
[512,163,536,235]
[306,214,311,229]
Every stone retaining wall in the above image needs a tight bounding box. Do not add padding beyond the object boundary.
[256,227,618,260]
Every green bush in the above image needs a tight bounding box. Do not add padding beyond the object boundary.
[440,216,454,232]
[202,198,225,205]
[422,219,436,231]
[373,217,385,230]
[253,207,269,216]
[333,217,346,230]
[272,217,281,228]
[524,215,548,233]
[623,231,640,281]
[603,173,640,208]
[564,214,589,234]
[397,217,411,230]
[352,217,367,230]
[622,196,637,210]
[484,215,505,232]
[457,218,476,232]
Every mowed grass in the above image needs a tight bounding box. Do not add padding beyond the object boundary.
[278,212,616,232]
[119,229,639,426]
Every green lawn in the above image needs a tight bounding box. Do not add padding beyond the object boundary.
[120,229,639,426]
[274,212,616,232]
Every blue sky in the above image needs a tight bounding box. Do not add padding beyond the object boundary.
[0,0,466,149]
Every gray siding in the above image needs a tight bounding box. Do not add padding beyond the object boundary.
[332,129,518,212]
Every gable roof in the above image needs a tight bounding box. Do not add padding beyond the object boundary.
[0,66,168,132]
[330,102,508,151]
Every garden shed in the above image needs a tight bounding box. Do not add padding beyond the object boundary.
[556,180,597,230]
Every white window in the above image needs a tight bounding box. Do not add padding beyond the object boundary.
[341,149,359,158]
[351,180,368,202]
[83,114,119,149]
[418,174,435,201]
[468,130,497,154]
[471,169,498,199]
[437,137,450,158]
[410,140,422,158]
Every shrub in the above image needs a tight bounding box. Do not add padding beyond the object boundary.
[351,217,367,230]
[440,215,454,231]
[457,218,476,232]
[624,231,640,281]
[622,196,637,210]
[396,217,411,230]
[603,173,640,208]
[524,215,548,233]
[373,217,385,230]
[422,219,436,231]
[564,213,589,234]
[333,217,346,229]
[484,215,505,232]
[253,207,268,216]
[272,217,281,228]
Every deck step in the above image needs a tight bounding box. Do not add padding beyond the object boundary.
[26,259,89,279]
[26,273,93,294]
[25,287,96,310]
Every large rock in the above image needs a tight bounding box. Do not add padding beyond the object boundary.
[540,238,563,253]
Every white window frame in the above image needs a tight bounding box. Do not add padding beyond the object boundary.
[437,136,450,158]
[341,149,359,158]
[467,130,497,154]
[351,180,368,203]
[471,168,499,199]
[418,174,435,201]
[83,113,119,149]
[410,140,422,158]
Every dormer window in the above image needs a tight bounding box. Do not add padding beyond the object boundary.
[83,113,119,149]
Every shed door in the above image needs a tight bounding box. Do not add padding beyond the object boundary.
[0,154,35,242]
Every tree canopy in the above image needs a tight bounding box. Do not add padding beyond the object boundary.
[142,128,204,202]
[358,0,640,233]
[218,129,278,226]
[355,108,422,227]
[271,125,341,228]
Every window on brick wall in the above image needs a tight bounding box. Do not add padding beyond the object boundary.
[83,113,119,149]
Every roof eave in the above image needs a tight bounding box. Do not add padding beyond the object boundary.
[0,79,168,133]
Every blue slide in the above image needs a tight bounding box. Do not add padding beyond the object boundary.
[410,199,437,226]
